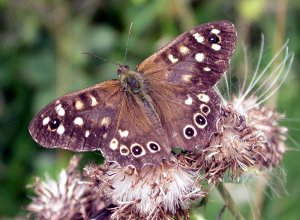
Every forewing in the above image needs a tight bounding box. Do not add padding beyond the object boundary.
[137,21,237,89]
[29,80,122,153]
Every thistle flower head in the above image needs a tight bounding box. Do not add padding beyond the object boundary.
[84,160,206,219]
[206,40,292,183]
[200,104,269,183]
[27,156,110,220]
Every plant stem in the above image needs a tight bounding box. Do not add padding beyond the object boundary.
[217,183,245,220]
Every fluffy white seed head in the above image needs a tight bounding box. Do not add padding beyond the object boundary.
[85,161,205,219]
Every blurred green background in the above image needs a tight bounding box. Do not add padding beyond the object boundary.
[0,0,299,219]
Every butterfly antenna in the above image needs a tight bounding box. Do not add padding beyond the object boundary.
[80,52,118,66]
[123,22,133,64]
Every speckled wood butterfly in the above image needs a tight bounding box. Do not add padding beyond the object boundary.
[29,21,237,169]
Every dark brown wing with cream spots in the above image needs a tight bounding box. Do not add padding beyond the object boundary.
[29,80,122,152]
[137,21,237,88]
[148,83,222,151]
[134,21,236,153]
[29,80,171,168]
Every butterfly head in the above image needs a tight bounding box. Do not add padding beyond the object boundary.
[117,64,130,76]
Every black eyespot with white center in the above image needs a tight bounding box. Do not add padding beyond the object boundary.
[208,34,220,44]
[130,143,146,157]
[183,125,197,139]
[193,113,207,129]
[132,145,142,154]
[200,104,211,115]
[48,118,60,131]
[147,142,161,153]
[186,127,194,136]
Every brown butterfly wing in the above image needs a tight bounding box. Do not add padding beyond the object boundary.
[137,21,237,88]
[29,80,171,168]
[134,21,236,151]
[29,80,121,151]
[147,80,221,151]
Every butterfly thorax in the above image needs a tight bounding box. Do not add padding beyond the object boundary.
[118,64,144,95]
[118,64,163,133]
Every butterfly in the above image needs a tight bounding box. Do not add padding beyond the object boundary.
[29,21,237,169]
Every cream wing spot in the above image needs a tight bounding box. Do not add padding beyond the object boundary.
[55,104,65,116]
[75,100,84,110]
[42,117,50,126]
[181,74,192,82]
[57,108,65,116]
[168,54,179,63]
[211,28,220,34]
[109,138,119,150]
[130,143,146,157]
[203,67,211,72]
[100,117,111,127]
[195,53,205,62]
[212,43,221,51]
[184,95,193,105]
[56,125,65,135]
[183,125,197,139]
[55,104,61,112]
[73,117,84,126]
[118,129,129,138]
[179,45,190,54]
[120,145,130,156]
[192,32,204,43]
[85,130,90,138]
[89,95,98,106]
[197,93,210,103]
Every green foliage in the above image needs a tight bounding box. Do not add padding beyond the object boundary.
[0,0,299,219]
